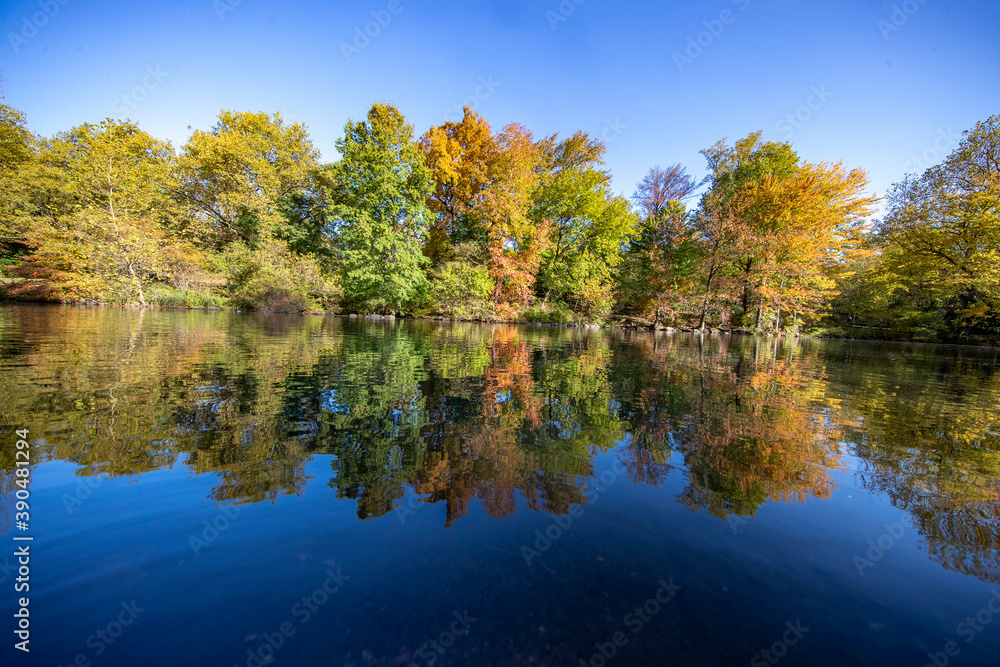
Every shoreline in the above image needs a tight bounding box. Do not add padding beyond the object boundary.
[3,299,998,347]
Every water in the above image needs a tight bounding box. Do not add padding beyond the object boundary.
[0,304,998,666]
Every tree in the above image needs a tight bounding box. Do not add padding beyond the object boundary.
[874,115,1000,337]
[0,98,34,249]
[176,110,323,251]
[634,164,700,219]
[21,120,201,304]
[329,103,433,315]
[618,165,702,322]
[533,132,637,318]
[420,107,496,263]
[695,132,875,331]
[477,122,548,312]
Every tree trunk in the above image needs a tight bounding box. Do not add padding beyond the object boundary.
[127,260,147,307]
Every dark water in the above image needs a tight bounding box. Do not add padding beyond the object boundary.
[0,305,999,667]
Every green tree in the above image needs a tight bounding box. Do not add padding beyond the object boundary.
[329,103,434,315]
[533,132,638,318]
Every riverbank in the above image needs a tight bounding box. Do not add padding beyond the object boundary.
[4,297,998,347]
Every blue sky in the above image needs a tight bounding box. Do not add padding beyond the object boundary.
[1,0,997,213]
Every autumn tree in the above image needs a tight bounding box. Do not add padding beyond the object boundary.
[329,103,433,315]
[532,132,637,318]
[618,165,702,322]
[0,97,33,250]
[873,115,1000,337]
[695,132,875,331]
[20,120,203,304]
[419,107,496,264]
[477,123,548,312]
[176,110,324,251]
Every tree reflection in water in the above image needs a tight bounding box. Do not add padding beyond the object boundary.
[1,306,998,582]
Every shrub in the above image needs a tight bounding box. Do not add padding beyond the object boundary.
[429,258,495,320]
[519,302,575,324]
[222,239,340,312]
[149,286,227,308]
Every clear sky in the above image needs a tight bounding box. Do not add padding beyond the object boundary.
[1,0,997,213]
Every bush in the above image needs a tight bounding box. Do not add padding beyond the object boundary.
[428,258,495,320]
[519,302,575,324]
[149,286,227,308]
[222,240,340,312]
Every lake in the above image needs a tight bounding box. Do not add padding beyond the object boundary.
[1,304,998,666]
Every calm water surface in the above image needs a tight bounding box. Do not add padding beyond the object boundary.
[1,305,998,666]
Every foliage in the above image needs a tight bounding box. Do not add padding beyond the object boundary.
[0,98,33,246]
[0,93,993,340]
[872,115,1000,338]
[694,132,876,331]
[619,166,702,323]
[16,120,203,304]
[428,245,495,319]
[176,110,324,251]
[533,132,638,318]
[222,237,339,312]
[329,103,432,315]
[419,107,496,263]
[519,302,575,324]
[149,286,227,309]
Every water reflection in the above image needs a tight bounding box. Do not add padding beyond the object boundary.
[1,305,998,582]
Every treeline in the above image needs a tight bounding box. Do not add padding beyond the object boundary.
[0,94,997,340]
